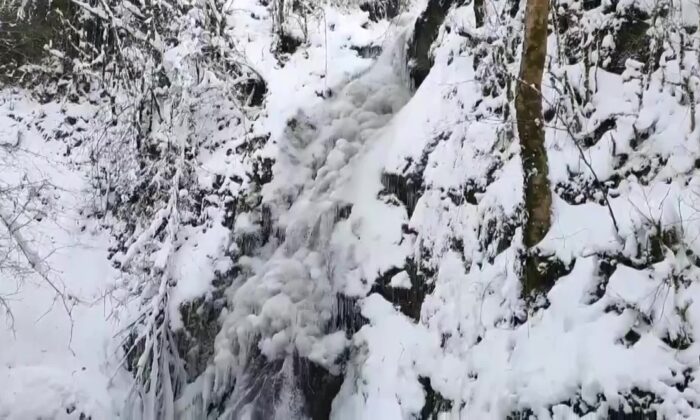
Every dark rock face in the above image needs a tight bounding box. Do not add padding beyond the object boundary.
[380,172,423,218]
[0,0,76,80]
[294,357,344,420]
[419,376,452,419]
[580,117,617,148]
[174,264,236,383]
[477,206,518,263]
[205,293,363,419]
[206,347,346,420]
[379,133,446,219]
[407,0,456,89]
[473,0,484,27]
[206,350,289,420]
[507,409,535,420]
[351,44,383,59]
[273,30,303,64]
[606,388,663,420]
[334,293,368,336]
[607,411,658,420]
[243,77,268,107]
[507,390,662,420]
[288,294,367,418]
[602,7,662,75]
[176,296,226,382]
[583,0,601,10]
[523,253,575,295]
[360,0,401,21]
[370,257,436,321]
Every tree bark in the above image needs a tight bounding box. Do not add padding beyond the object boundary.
[515,0,552,293]
[474,0,484,27]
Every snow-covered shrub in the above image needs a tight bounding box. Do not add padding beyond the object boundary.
[0,0,269,417]
[0,0,82,94]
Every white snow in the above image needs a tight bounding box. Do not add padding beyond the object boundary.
[7,0,700,419]
[0,91,129,419]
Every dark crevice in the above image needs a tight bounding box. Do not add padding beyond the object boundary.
[175,295,226,382]
[580,117,616,148]
[523,253,576,297]
[477,206,518,263]
[333,293,369,336]
[380,172,423,218]
[350,44,383,59]
[407,0,456,89]
[370,258,436,321]
[360,0,401,21]
[206,347,286,418]
[419,376,453,420]
[294,356,344,420]
[275,31,303,56]
[510,389,663,420]
[379,133,446,218]
[586,256,617,304]
[604,11,656,75]
[242,76,268,107]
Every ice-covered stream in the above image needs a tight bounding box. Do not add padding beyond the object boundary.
[182,18,416,420]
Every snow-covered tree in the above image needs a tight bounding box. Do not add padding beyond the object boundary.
[3,0,268,417]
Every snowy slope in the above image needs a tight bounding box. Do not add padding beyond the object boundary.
[203,0,700,418]
[332,1,700,418]
[5,0,700,419]
[0,91,130,419]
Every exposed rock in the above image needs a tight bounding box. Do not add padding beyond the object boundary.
[350,44,383,59]
[607,388,661,420]
[333,293,368,335]
[419,376,453,419]
[580,117,617,148]
[370,257,436,321]
[477,205,518,263]
[509,390,663,420]
[474,0,484,27]
[0,0,75,78]
[507,409,535,420]
[274,31,303,60]
[407,0,456,89]
[360,0,401,21]
[242,76,268,107]
[250,156,275,187]
[522,252,576,296]
[175,264,235,382]
[380,133,446,217]
[586,256,617,304]
[604,11,656,75]
[206,349,289,419]
[176,294,226,382]
[380,172,423,218]
[583,0,601,10]
[294,357,344,420]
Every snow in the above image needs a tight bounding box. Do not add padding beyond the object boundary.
[389,270,412,288]
[212,10,416,380]
[0,114,21,147]
[7,0,700,419]
[0,91,129,419]
[169,220,231,328]
[328,1,700,417]
[333,293,440,420]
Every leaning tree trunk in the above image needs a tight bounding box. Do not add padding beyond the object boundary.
[515,0,552,294]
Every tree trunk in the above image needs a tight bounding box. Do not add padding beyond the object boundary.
[474,0,484,27]
[515,0,552,294]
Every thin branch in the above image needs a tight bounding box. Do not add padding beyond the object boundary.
[0,186,78,352]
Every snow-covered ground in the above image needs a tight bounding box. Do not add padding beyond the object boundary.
[5,0,700,419]
[0,92,130,419]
